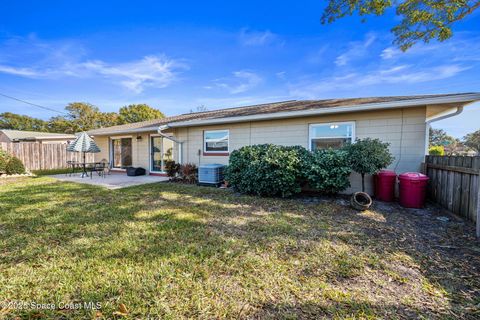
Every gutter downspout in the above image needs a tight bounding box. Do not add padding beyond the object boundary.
[158,125,184,164]
[424,106,464,155]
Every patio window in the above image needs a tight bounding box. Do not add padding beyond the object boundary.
[204,130,229,153]
[309,122,355,151]
[111,138,132,168]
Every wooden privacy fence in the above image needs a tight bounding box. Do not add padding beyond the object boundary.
[0,142,95,171]
[424,155,480,237]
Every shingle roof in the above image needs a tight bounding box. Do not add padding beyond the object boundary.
[0,129,75,141]
[87,93,479,136]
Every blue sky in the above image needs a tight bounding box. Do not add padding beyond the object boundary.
[0,0,479,137]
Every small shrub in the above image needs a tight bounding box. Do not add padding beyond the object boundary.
[306,149,351,194]
[343,138,394,192]
[226,144,307,197]
[429,145,445,156]
[0,150,9,174]
[5,156,26,175]
[165,160,180,179]
[179,163,198,184]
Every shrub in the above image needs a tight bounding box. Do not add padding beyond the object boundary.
[429,145,445,156]
[0,150,9,174]
[343,138,394,192]
[179,163,198,184]
[226,144,307,197]
[306,149,351,194]
[165,160,180,179]
[5,156,26,175]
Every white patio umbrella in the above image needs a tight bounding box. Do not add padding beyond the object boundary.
[67,132,101,174]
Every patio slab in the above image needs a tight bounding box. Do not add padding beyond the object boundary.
[49,172,169,189]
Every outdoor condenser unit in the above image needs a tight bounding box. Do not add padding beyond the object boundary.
[198,164,225,186]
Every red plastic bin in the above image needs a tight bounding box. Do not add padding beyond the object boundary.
[374,170,397,202]
[398,172,429,208]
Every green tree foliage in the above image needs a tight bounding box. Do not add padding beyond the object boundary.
[0,112,48,131]
[321,0,480,50]
[343,138,394,192]
[3,102,165,134]
[118,104,165,124]
[305,149,351,194]
[428,145,445,155]
[429,128,456,146]
[463,129,480,154]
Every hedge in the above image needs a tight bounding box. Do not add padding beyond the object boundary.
[225,144,351,197]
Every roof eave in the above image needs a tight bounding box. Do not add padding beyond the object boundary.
[87,126,160,136]
[167,93,480,128]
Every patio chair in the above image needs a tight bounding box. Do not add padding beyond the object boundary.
[100,158,112,176]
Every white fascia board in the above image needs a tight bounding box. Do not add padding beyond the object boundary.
[167,93,480,128]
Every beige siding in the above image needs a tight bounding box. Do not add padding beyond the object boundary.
[176,107,427,194]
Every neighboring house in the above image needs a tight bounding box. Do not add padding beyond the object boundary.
[0,129,75,144]
[87,93,480,193]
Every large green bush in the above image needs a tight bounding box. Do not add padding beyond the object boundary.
[306,149,351,194]
[343,138,394,192]
[225,144,351,197]
[226,144,306,197]
[5,156,26,175]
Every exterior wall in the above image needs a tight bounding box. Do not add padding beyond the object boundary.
[176,106,427,194]
[92,132,176,173]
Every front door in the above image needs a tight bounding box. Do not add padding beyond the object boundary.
[151,136,174,172]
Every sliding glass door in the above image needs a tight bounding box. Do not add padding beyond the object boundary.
[151,136,174,172]
[112,138,132,168]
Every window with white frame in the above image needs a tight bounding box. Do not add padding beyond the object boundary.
[204,130,229,153]
[309,122,355,150]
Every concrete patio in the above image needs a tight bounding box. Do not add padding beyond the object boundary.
[50,172,169,189]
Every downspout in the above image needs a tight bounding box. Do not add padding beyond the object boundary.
[158,125,184,164]
[425,106,464,155]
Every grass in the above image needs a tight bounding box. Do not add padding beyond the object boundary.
[0,177,479,319]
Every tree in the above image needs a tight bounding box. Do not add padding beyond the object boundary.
[118,104,165,124]
[0,112,48,131]
[321,0,480,50]
[463,129,480,155]
[429,128,456,147]
[343,138,394,192]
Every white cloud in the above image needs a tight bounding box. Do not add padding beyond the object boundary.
[290,64,468,98]
[335,33,376,66]
[239,28,279,46]
[214,70,262,94]
[81,56,185,93]
[0,36,187,93]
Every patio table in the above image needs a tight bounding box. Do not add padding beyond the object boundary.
[68,161,104,178]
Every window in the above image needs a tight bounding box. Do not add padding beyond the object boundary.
[204,130,229,153]
[111,138,132,168]
[309,122,355,151]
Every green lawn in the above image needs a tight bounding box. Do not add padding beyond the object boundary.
[0,177,479,319]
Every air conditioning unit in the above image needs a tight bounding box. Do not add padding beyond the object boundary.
[198,164,225,186]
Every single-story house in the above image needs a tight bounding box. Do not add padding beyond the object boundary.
[0,129,76,144]
[87,93,480,193]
